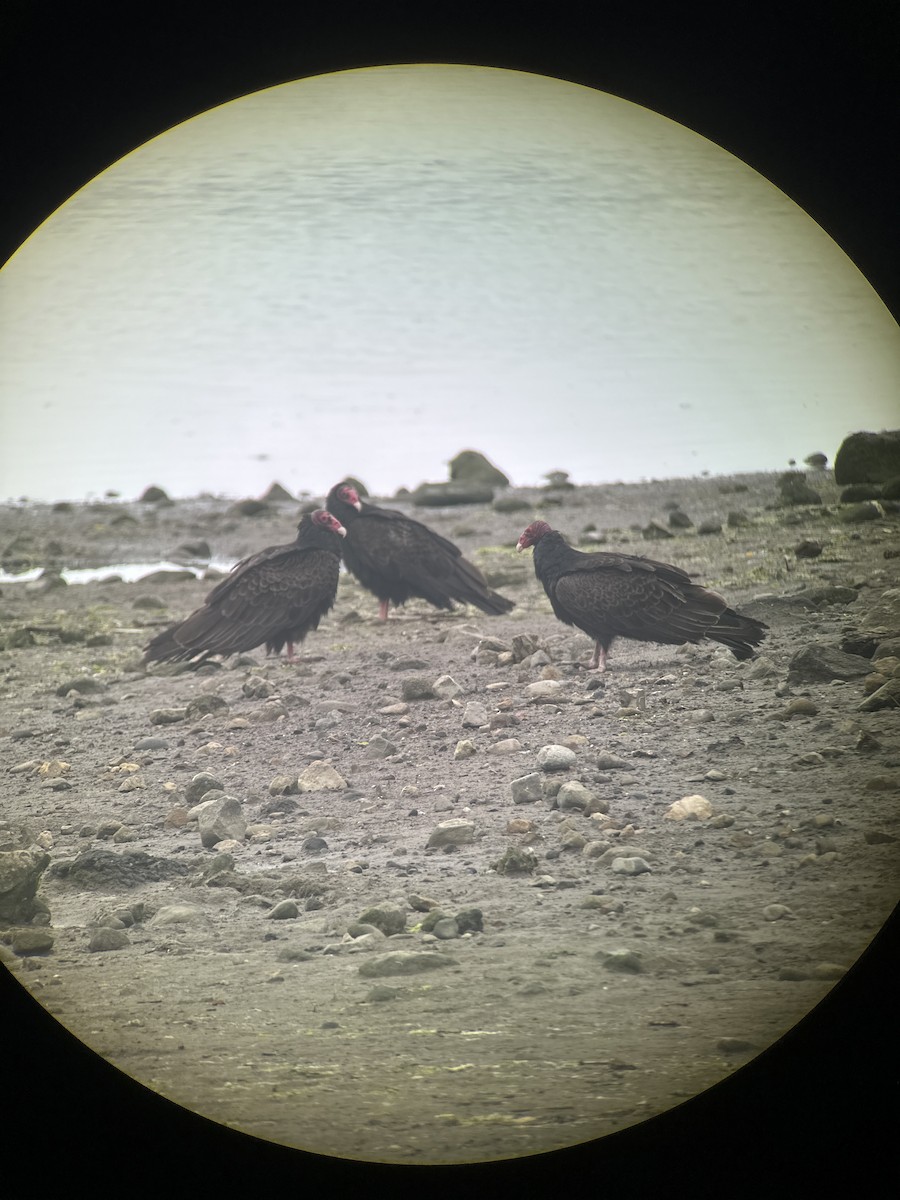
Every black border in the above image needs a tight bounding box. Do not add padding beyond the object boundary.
[2,2,899,1192]
[3,906,897,1192]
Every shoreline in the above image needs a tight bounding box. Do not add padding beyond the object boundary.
[2,465,824,507]
[0,467,840,578]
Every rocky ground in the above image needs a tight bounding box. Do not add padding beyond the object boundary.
[2,469,899,1177]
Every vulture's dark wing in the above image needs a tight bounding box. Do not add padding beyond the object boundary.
[361,504,464,556]
[552,555,728,647]
[146,547,340,661]
[356,508,512,612]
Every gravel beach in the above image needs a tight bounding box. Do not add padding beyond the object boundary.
[2,468,898,1172]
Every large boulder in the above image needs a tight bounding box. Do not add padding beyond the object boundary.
[0,847,50,923]
[834,430,900,485]
[139,484,170,503]
[778,471,821,506]
[260,481,295,502]
[229,498,270,517]
[411,482,495,507]
[839,484,883,503]
[861,588,900,634]
[448,450,510,488]
[787,644,874,684]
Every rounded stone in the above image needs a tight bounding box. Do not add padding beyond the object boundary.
[268,774,298,795]
[665,795,713,821]
[487,738,523,756]
[88,927,130,952]
[184,693,228,720]
[763,904,794,921]
[525,680,569,704]
[10,929,54,955]
[400,677,436,701]
[243,676,275,699]
[148,903,207,925]
[610,856,652,876]
[183,772,225,801]
[357,951,457,977]
[357,904,407,936]
[599,949,643,972]
[537,744,577,772]
[557,781,592,810]
[455,908,483,934]
[427,820,475,849]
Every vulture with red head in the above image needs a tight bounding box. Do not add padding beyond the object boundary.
[326,481,514,621]
[516,520,767,671]
[143,509,346,664]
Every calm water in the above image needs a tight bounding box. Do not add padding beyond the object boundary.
[2,66,899,502]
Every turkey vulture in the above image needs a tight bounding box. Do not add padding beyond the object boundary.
[516,520,767,670]
[326,481,514,621]
[143,509,346,664]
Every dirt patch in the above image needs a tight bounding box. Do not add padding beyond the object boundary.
[2,472,898,1176]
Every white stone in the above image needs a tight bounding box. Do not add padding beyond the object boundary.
[610,857,652,876]
[148,904,208,925]
[427,819,475,848]
[487,738,523,755]
[510,773,542,804]
[298,763,348,792]
[763,904,794,921]
[462,702,489,727]
[454,739,477,760]
[537,744,577,772]
[557,781,592,810]
[432,675,463,700]
[524,680,570,703]
[196,794,246,848]
[665,794,713,821]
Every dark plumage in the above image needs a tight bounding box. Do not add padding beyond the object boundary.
[516,520,767,671]
[143,510,346,664]
[326,481,514,621]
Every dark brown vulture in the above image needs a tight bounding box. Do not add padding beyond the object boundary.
[325,481,514,621]
[516,520,767,671]
[143,510,346,664]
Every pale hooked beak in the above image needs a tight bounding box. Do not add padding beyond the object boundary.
[337,523,347,537]
[515,539,526,553]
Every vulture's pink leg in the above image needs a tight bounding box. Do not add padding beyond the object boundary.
[589,642,608,672]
